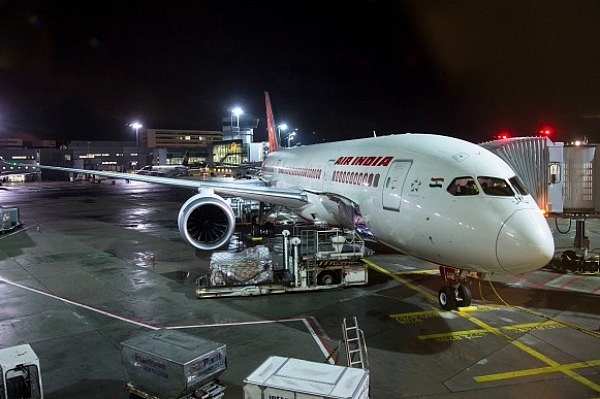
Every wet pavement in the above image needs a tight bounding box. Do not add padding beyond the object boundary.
[0,180,598,398]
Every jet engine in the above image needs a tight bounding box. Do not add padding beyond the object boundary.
[177,192,236,250]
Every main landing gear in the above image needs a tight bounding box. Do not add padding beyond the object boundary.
[437,266,473,311]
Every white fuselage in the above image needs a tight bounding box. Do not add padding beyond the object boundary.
[262,134,554,275]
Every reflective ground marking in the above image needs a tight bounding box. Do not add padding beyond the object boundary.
[362,258,437,302]
[474,359,600,383]
[418,320,561,342]
[0,276,157,330]
[0,275,336,364]
[394,269,439,275]
[364,258,600,393]
[389,305,498,324]
[390,309,440,324]
[460,310,600,392]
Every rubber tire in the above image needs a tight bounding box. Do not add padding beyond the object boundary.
[438,286,457,310]
[317,271,337,285]
[456,284,472,307]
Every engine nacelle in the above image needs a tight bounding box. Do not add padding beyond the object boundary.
[177,192,236,250]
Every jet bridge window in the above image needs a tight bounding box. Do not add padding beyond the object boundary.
[477,176,515,196]
[447,177,479,196]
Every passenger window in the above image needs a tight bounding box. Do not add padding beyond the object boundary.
[447,177,479,196]
[477,177,514,196]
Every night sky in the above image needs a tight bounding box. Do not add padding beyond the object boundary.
[1,1,600,146]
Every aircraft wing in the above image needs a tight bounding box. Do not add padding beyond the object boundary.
[18,163,309,210]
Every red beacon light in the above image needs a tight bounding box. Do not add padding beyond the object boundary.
[494,131,511,140]
[538,126,553,137]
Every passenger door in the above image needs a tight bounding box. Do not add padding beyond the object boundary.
[382,161,412,211]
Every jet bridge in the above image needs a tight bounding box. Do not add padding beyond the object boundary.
[480,137,600,272]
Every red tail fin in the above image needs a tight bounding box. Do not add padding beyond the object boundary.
[265,91,279,152]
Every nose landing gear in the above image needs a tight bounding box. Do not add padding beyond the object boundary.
[438,266,474,311]
[438,283,472,310]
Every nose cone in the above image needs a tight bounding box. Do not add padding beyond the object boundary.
[496,209,555,274]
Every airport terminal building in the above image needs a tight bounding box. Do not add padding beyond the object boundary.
[0,117,265,181]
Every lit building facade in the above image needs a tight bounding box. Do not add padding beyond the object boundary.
[141,129,223,166]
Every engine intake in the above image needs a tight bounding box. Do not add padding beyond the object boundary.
[177,193,236,250]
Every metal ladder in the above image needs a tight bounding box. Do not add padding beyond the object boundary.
[305,256,317,286]
[342,316,368,369]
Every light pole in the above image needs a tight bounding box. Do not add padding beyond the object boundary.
[277,123,287,145]
[129,122,142,146]
[231,107,243,137]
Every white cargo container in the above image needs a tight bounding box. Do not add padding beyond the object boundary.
[244,356,369,399]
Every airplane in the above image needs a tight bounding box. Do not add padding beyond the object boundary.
[135,151,190,177]
[4,92,555,310]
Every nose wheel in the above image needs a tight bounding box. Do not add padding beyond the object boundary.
[438,283,472,311]
[438,265,474,310]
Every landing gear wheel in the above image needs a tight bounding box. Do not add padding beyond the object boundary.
[438,286,457,310]
[456,284,472,307]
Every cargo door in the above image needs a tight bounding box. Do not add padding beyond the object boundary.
[382,161,412,211]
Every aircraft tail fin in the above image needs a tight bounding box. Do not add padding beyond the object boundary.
[182,151,189,167]
[265,91,280,152]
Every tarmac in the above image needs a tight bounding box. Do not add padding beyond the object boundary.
[0,180,598,398]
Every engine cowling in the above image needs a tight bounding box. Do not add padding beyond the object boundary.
[177,193,236,250]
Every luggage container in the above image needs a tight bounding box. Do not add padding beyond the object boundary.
[243,356,369,399]
[121,329,226,399]
[0,207,22,233]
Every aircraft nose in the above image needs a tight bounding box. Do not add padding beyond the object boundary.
[496,209,555,274]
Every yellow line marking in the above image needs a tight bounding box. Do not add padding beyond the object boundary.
[364,258,600,393]
[362,258,436,302]
[461,312,600,392]
[475,359,600,383]
[392,269,439,275]
[389,305,499,325]
[389,309,440,324]
[502,320,561,332]
[418,321,561,342]
[419,328,489,342]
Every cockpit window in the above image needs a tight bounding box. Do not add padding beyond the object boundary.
[447,177,479,196]
[509,176,529,195]
[477,176,514,196]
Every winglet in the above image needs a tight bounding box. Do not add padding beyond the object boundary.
[182,151,189,167]
[265,91,279,152]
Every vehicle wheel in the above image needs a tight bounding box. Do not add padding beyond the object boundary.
[438,286,457,310]
[263,222,275,237]
[456,284,472,307]
[198,275,209,287]
[317,271,337,285]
